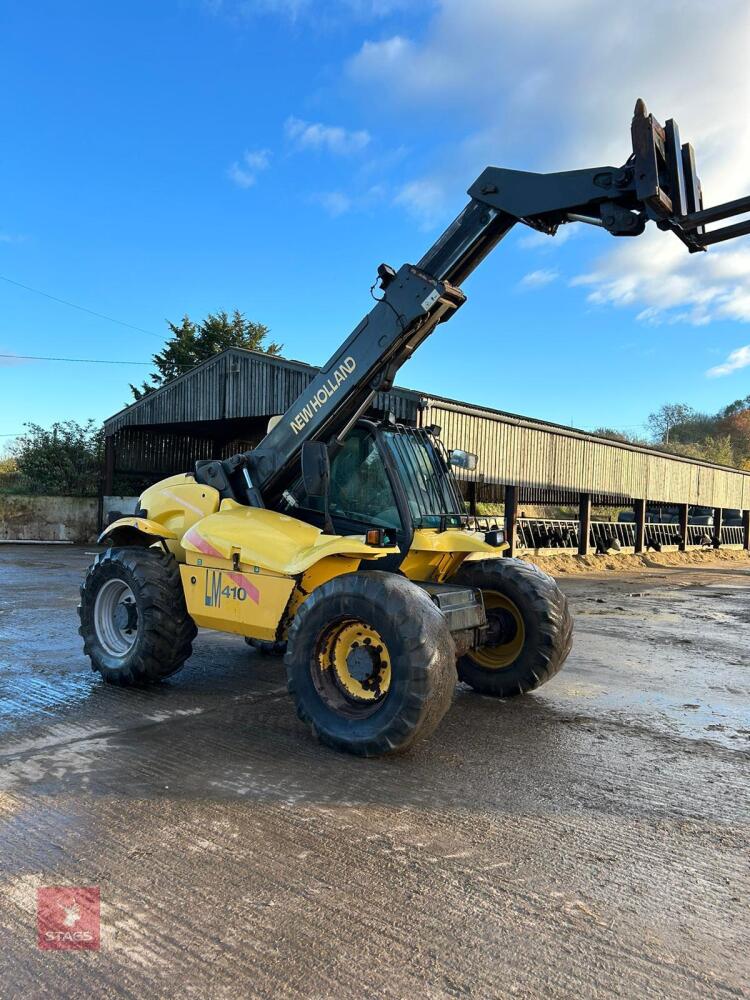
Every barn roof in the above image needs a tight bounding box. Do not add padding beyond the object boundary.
[103,348,422,434]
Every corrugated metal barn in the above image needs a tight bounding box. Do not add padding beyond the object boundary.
[103,347,750,554]
[104,349,420,492]
[422,398,750,510]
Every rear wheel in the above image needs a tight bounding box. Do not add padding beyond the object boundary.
[79,547,197,685]
[285,571,455,756]
[454,558,572,697]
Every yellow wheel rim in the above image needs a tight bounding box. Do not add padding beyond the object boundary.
[468,591,525,670]
[317,619,392,703]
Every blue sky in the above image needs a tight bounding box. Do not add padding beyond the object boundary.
[2,0,750,445]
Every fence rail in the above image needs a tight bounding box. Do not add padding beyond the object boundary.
[469,516,746,550]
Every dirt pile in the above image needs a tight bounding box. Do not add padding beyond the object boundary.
[522,547,750,575]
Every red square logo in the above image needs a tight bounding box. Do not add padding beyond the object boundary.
[37,887,100,950]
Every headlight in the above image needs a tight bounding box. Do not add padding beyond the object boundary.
[484,529,505,547]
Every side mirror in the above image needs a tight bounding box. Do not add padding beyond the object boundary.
[301,441,330,498]
[448,448,478,471]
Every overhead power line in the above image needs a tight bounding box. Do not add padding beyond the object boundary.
[0,274,162,339]
[0,351,223,376]
[1,352,153,366]
[0,352,210,371]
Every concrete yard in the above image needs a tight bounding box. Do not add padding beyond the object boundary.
[0,544,748,999]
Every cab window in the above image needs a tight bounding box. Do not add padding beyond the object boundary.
[329,428,402,531]
[278,428,402,536]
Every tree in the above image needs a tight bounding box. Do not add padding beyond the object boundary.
[591,427,642,444]
[0,455,18,492]
[647,403,695,444]
[701,434,736,467]
[719,408,750,467]
[669,434,735,467]
[130,309,282,400]
[721,395,750,417]
[11,421,103,496]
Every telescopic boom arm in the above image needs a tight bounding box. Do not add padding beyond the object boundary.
[208,100,750,507]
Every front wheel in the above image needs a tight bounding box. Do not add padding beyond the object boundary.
[285,571,456,756]
[454,558,572,697]
[78,547,197,685]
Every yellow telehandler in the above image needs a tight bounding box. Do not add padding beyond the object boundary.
[80,102,750,754]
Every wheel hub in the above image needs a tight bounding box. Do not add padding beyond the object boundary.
[113,600,138,633]
[314,619,392,715]
[94,578,139,658]
[469,590,525,670]
[346,641,386,694]
[485,607,518,647]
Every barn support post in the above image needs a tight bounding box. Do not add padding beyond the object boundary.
[103,434,115,497]
[713,507,723,544]
[577,492,591,556]
[504,485,518,558]
[467,480,477,516]
[678,503,689,552]
[99,434,116,532]
[633,498,646,554]
[743,509,750,551]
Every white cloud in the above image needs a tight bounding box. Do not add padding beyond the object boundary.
[285,116,370,156]
[347,0,750,325]
[313,191,352,217]
[243,0,309,17]
[393,179,447,230]
[0,233,28,244]
[572,236,750,326]
[519,268,558,289]
[209,0,412,22]
[311,184,387,217]
[352,35,414,73]
[243,149,271,171]
[227,148,271,188]
[348,0,749,187]
[343,0,415,16]
[707,345,750,378]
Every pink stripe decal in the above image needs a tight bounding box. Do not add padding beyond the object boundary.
[227,570,261,602]
[184,529,260,604]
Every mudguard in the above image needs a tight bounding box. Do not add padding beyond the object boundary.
[98,516,178,546]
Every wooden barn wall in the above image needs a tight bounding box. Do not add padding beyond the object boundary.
[422,401,750,509]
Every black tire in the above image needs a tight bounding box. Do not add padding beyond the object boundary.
[454,558,572,698]
[244,637,287,656]
[78,547,197,686]
[285,571,456,756]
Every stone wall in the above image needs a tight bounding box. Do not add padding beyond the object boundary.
[0,495,100,543]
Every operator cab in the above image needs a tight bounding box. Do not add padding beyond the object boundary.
[279,421,468,554]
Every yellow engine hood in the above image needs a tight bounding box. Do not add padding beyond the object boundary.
[182,501,395,576]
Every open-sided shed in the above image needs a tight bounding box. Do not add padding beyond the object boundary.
[103,347,750,554]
